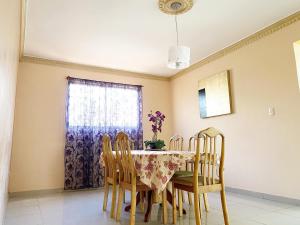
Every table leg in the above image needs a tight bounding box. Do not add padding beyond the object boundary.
[125,192,141,212]
[124,190,183,223]
[144,191,153,222]
[166,189,186,214]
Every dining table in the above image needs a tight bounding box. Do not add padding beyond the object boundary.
[112,149,195,222]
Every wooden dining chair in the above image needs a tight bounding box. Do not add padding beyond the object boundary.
[168,135,184,151]
[171,128,230,225]
[188,134,210,213]
[169,135,209,212]
[102,134,118,218]
[123,137,145,210]
[121,137,135,204]
[115,132,168,225]
[168,135,189,210]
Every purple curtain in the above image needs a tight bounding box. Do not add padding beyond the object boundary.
[64,77,143,190]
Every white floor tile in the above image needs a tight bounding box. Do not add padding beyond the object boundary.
[5,205,40,218]
[276,206,300,218]
[5,213,43,225]
[252,211,300,225]
[4,189,300,225]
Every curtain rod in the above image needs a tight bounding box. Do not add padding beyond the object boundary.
[66,76,144,87]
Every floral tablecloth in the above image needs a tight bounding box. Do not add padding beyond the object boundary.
[132,150,194,192]
[102,150,193,192]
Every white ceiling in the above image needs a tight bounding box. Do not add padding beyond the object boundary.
[24,0,300,76]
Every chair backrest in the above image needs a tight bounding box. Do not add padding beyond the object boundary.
[188,133,198,152]
[129,138,135,150]
[114,136,135,151]
[168,135,184,151]
[193,127,225,186]
[115,131,136,184]
[102,134,117,179]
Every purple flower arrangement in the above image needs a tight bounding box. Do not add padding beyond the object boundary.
[144,111,166,150]
[148,111,165,139]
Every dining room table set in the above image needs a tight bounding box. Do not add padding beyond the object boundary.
[101,127,230,225]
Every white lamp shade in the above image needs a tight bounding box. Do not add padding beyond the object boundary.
[168,45,190,69]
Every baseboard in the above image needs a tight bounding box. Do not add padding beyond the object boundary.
[8,187,103,198]
[226,186,300,206]
[9,188,64,198]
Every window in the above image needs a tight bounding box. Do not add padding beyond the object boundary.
[64,78,143,189]
[293,40,300,90]
[67,78,141,129]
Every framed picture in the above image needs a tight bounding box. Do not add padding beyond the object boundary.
[198,70,232,118]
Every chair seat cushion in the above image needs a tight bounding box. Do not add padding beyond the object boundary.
[173,175,220,186]
[173,170,193,177]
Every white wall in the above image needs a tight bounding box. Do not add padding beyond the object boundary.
[0,0,20,223]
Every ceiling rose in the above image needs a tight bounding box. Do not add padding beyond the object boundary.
[159,0,193,15]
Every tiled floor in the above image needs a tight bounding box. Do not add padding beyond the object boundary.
[5,189,300,225]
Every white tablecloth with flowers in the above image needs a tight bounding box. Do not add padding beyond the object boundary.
[101,150,194,192]
[125,150,194,192]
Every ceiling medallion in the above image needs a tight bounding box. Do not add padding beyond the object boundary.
[159,0,193,15]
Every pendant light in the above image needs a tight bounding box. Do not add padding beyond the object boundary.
[167,15,190,69]
[159,0,193,70]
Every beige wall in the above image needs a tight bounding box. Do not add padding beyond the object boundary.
[9,62,172,192]
[171,21,300,200]
[0,0,20,223]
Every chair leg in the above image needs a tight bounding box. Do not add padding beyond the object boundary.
[103,181,109,211]
[116,186,124,221]
[182,191,185,203]
[199,194,202,219]
[162,189,168,224]
[130,185,137,225]
[110,182,117,218]
[194,192,202,225]
[144,191,153,222]
[203,193,209,212]
[123,190,126,203]
[140,192,145,212]
[220,188,230,225]
[172,183,177,224]
[178,190,183,217]
[188,192,193,205]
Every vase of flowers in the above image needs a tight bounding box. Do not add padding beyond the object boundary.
[144,111,166,150]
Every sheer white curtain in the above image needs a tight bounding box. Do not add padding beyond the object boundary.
[68,83,139,128]
[64,77,143,190]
